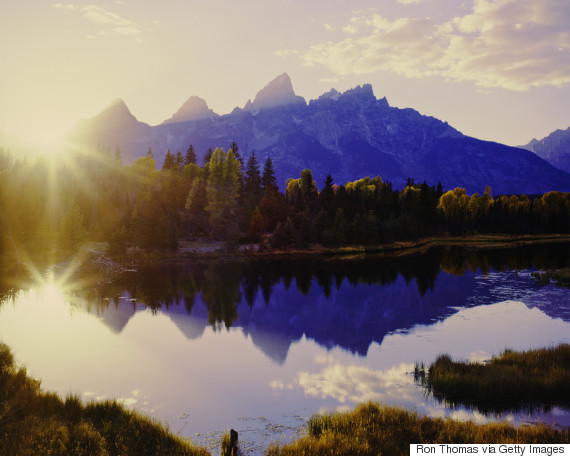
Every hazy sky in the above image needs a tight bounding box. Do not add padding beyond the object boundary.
[1,0,569,147]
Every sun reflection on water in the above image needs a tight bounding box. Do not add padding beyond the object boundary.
[39,277,66,303]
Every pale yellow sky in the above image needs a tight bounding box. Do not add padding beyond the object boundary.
[1,0,569,149]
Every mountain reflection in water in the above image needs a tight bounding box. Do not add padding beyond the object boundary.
[74,244,570,364]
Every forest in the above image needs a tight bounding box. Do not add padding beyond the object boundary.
[0,143,569,264]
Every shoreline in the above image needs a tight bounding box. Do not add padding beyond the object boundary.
[2,233,569,286]
[119,233,570,264]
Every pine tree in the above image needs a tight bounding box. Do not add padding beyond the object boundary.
[320,174,335,214]
[300,168,318,211]
[175,151,184,171]
[229,141,242,164]
[243,151,262,206]
[162,150,177,170]
[203,147,214,165]
[185,144,197,166]
[261,156,277,193]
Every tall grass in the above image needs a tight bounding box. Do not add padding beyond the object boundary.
[532,268,570,288]
[266,402,570,456]
[220,429,240,456]
[416,344,570,412]
[0,342,210,456]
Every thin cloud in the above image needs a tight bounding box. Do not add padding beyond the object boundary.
[303,0,570,90]
[51,3,80,10]
[52,3,149,39]
[82,5,144,36]
[274,49,300,57]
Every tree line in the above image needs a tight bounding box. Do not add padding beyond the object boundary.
[0,143,569,264]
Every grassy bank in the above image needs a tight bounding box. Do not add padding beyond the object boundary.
[415,344,570,412]
[0,343,209,456]
[266,402,570,456]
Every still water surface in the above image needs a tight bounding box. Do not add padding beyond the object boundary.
[0,244,569,454]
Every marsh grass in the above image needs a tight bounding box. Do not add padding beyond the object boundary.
[416,344,570,413]
[532,268,570,288]
[0,343,209,456]
[220,429,240,456]
[266,402,570,456]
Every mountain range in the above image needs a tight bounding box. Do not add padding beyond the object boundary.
[520,127,570,175]
[69,73,570,195]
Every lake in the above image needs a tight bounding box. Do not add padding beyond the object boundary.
[1,243,569,454]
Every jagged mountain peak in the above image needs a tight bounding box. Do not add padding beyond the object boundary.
[68,97,149,147]
[341,83,375,100]
[104,98,131,113]
[521,126,570,173]
[162,95,218,124]
[109,97,127,107]
[319,88,342,101]
[244,73,306,111]
[95,98,139,124]
[311,86,389,109]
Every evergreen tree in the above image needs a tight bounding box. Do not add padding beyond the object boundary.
[300,168,319,211]
[320,174,335,214]
[175,151,184,171]
[162,150,177,170]
[229,141,242,164]
[185,144,197,166]
[436,182,443,198]
[261,156,277,193]
[243,151,262,206]
[203,147,214,165]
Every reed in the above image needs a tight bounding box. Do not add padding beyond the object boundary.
[266,402,570,456]
[417,344,570,412]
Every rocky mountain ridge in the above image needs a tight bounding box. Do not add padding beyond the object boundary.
[520,127,570,174]
[243,72,305,111]
[162,96,218,124]
[69,74,570,195]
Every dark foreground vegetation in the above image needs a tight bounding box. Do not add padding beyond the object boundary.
[415,344,570,413]
[0,144,569,266]
[0,342,209,456]
[266,402,570,456]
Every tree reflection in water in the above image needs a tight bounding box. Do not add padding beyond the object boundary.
[81,243,570,335]
[2,243,569,356]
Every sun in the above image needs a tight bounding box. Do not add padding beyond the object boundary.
[9,111,76,158]
[26,126,69,157]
